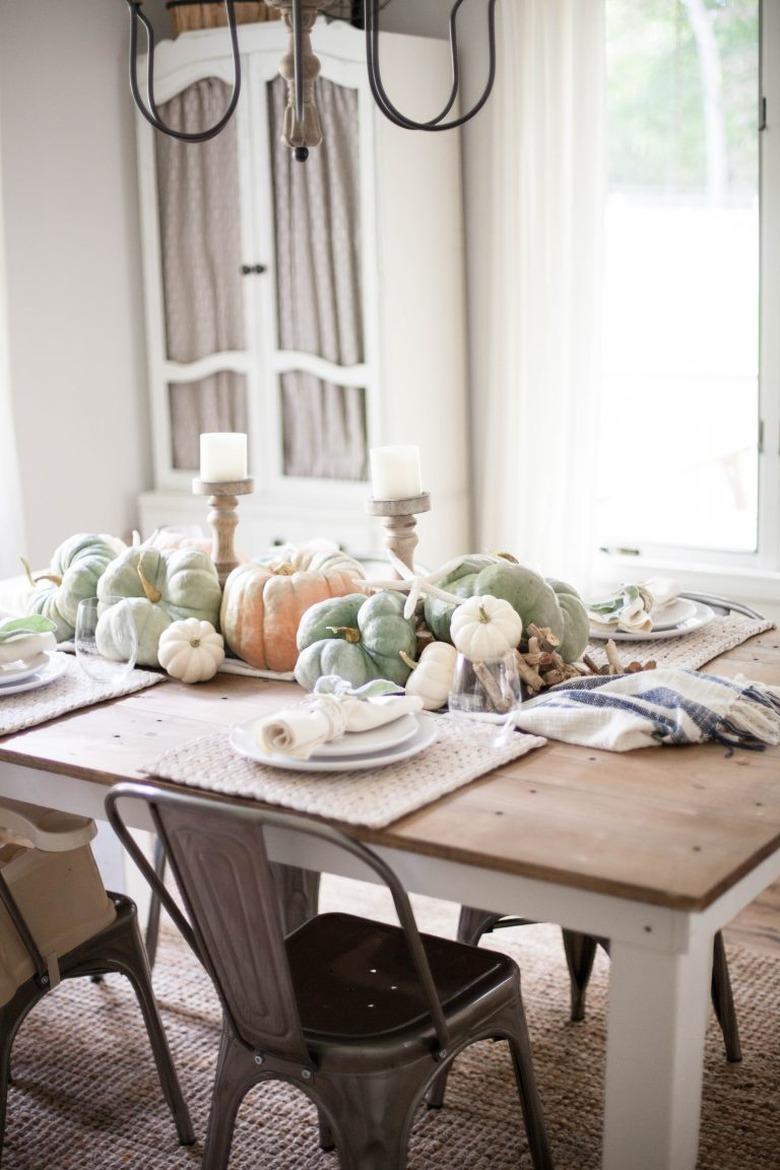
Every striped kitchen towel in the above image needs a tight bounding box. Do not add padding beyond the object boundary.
[512,668,780,752]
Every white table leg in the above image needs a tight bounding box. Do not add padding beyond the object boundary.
[603,930,713,1170]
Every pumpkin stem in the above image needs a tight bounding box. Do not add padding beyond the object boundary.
[137,554,162,604]
[399,650,418,671]
[20,557,62,588]
[270,562,296,577]
[325,625,361,645]
[478,604,491,623]
[495,551,519,564]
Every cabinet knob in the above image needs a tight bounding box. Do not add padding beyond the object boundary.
[240,263,268,276]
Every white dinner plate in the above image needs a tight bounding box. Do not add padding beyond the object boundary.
[230,714,438,773]
[0,652,50,684]
[0,653,67,696]
[310,712,419,759]
[590,601,715,642]
[648,597,698,630]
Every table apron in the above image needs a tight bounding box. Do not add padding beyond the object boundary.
[2,762,778,954]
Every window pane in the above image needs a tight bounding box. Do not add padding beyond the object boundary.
[280,371,367,481]
[596,0,760,553]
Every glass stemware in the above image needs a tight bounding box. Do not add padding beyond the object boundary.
[75,598,138,683]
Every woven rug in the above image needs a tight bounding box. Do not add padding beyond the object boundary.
[3,876,778,1170]
[586,612,774,670]
[148,717,546,829]
[0,655,165,738]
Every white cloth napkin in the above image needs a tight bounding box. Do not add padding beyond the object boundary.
[588,578,681,634]
[512,668,780,752]
[256,691,424,760]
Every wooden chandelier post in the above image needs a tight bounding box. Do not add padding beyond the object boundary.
[192,477,254,586]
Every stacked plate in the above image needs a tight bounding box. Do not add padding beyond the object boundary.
[230,711,437,773]
[0,652,67,696]
[590,599,715,642]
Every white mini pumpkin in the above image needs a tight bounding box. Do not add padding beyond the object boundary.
[404,642,458,711]
[158,618,225,684]
[450,595,523,663]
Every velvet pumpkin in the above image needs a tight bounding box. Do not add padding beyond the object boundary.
[424,555,589,663]
[97,546,222,666]
[295,591,418,690]
[25,533,126,642]
[220,547,366,673]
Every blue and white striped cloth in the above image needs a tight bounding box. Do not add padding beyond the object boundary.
[513,668,780,752]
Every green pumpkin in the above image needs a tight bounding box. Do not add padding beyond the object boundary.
[424,557,589,663]
[95,598,170,666]
[97,546,221,666]
[295,591,417,690]
[25,533,126,642]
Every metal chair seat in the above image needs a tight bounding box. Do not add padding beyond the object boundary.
[288,910,516,1043]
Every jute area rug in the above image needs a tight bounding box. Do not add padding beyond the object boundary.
[4,876,779,1169]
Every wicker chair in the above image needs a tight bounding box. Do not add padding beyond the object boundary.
[0,797,194,1159]
[107,783,554,1170]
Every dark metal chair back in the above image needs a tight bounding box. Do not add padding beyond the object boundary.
[105,784,451,1060]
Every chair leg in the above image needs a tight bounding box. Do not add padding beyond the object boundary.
[202,1028,257,1170]
[504,999,554,1170]
[86,904,194,1146]
[317,1066,427,1170]
[0,1007,13,1163]
[145,836,167,970]
[318,1110,336,1152]
[457,906,503,946]
[561,930,598,1023]
[270,863,321,935]
[711,931,742,1063]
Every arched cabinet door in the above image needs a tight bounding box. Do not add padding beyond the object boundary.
[138,56,260,487]
[247,42,379,509]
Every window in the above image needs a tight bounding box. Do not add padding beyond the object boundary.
[595,0,778,578]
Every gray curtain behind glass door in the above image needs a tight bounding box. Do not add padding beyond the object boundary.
[156,79,248,470]
[269,75,367,480]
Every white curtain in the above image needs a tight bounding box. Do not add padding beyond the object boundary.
[0,115,25,580]
[470,0,605,592]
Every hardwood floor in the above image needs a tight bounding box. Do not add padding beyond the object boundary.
[725,877,780,957]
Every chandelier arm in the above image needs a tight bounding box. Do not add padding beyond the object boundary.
[365,0,499,133]
[291,0,305,125]
[127,0,242,143]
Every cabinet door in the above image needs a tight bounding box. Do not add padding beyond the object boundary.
[139,64,259,485]
[249,51,378,503]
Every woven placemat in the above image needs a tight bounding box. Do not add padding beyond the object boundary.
[0,654,165,738]
[586,612,774,670]
[148,716,546,829]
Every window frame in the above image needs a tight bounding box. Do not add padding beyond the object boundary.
[593,0,780,602]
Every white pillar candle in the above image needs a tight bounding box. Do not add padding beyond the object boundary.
[369,445,423,500]
[200,433,248,483]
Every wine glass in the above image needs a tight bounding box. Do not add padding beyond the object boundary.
[75,598,138,682]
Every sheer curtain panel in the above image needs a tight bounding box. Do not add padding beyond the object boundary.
[156,80,248,471]
[470,0,605,590]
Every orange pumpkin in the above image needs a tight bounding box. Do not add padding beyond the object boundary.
[220,547,367,672]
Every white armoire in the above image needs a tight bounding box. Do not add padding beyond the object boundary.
[136,19,469,565]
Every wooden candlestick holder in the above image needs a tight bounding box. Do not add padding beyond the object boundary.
[192,477,255,586]
[365,492,431,574]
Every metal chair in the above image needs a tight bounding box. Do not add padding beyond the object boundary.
[0,797,194,1161]
[106,783,554,1170]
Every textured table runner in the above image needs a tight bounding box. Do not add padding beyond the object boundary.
[148,717,546,829]
[0,655,165,738]
[586,612,774,670]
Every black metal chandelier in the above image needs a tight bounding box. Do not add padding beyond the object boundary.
[126,0,499,160]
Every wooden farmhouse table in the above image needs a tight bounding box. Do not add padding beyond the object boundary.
[0,630,779,1170]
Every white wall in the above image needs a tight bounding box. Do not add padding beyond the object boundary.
[0,0,152,567]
